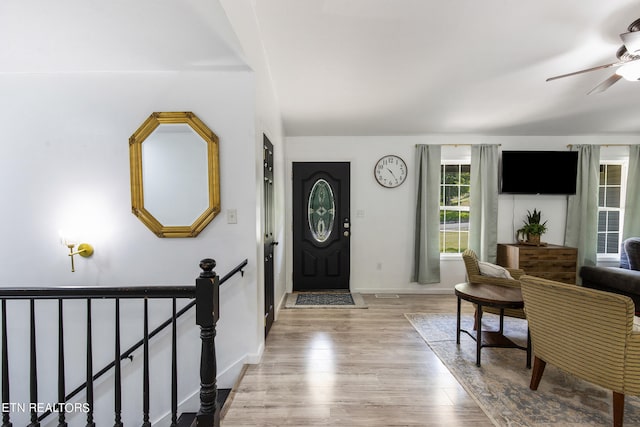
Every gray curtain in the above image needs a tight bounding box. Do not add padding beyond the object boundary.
[623,145,640,239]
[413,144,441,284]
[565,145,600,271]
[469,145,499,263]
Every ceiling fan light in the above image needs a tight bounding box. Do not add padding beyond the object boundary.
[620,30,640,55]
[615,61,640,81]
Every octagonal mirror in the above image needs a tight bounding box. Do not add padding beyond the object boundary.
[129,112,220,237]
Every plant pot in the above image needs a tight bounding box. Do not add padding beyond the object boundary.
[527,234,541,246]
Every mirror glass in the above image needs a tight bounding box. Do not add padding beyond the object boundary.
[130,112,220,237]
[143,123,208,225]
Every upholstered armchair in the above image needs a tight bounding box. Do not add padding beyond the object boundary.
[520,275,640,427]
[461,248,526,319]
[621,237,640,270]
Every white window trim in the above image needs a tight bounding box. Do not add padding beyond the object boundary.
[597,160,628,262]
[439,159,471,256]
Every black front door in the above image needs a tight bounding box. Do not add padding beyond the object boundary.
[292,162,350,291]
[263,135,275,337]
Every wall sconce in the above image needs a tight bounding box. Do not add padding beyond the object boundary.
[60,234,94,272]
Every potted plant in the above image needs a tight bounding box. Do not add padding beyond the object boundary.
[516,209,548,246]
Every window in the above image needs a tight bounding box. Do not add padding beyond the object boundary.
[598,163,624,255]
[440,163,470,253]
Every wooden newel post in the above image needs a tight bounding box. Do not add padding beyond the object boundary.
[195,258,220,427]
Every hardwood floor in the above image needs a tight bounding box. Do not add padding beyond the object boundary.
[221,294,494,426]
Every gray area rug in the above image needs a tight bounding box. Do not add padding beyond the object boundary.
[405,313,640,426]
[284,292,367,309]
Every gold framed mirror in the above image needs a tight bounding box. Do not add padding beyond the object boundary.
[129,112,220,237]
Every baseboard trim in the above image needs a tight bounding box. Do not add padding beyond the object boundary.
[354,288,456,294]
[275,291,288,320]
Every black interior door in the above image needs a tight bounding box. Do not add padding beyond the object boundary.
[263,135,275,337]
[292,162,350,291]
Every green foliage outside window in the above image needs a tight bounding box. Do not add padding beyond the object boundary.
[440,164,471,253]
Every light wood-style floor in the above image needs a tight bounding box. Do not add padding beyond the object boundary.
[221,294,494,426]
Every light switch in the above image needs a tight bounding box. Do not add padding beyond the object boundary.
[227,209,238,224]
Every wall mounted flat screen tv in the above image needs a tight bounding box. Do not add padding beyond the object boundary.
[500,151,578,195]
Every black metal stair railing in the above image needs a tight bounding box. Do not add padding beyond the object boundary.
[0,257,247,427]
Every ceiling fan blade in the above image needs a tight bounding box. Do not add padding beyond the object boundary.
[546,61,625,82]
[587,73,623,95]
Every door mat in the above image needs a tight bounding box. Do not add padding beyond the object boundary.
[284,292,368,308]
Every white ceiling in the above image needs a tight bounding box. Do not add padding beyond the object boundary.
[254,0,640,136]
[0,0,247,73]
[3,1,640,137]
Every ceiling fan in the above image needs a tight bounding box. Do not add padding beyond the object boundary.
[547,18,640,94]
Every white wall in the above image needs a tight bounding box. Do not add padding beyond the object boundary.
[0,70,259,425]
[285,134,639,293]
[221,0,288,322]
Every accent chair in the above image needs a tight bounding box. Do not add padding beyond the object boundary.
[461,248,525,320]
[520,274,640,427]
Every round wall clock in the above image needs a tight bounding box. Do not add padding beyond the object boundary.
[374,155,408,188]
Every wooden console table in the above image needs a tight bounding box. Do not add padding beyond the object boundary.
[497,243,578,284]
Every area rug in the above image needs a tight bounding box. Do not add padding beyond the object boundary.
[284,292,367,309]
[405,313,640,426]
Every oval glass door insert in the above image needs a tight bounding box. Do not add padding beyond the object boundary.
[308,179,336,243]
